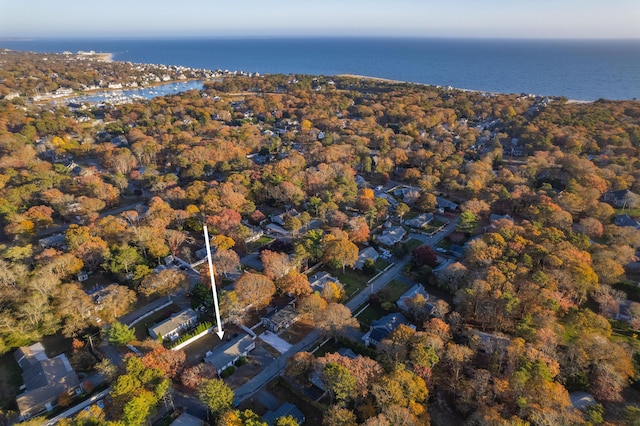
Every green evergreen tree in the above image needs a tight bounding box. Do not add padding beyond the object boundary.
[106,321,135,346]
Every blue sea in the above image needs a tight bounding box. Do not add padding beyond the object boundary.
[2,38,639,101]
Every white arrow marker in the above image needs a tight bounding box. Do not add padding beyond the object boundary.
[203,225,225,340]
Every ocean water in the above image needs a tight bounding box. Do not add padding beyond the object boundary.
[2,38,639,101]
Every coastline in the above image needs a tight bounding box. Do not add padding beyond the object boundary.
[76,51,113,62]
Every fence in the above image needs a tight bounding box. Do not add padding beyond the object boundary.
[170,326,216,351]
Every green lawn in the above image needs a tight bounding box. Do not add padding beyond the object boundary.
[246,235,275,253]
[334,269,370,300]
[374,258,392,271]
[378,280,410,303]
[313,340,342,357]
[404,238,423,252]
[356,304,388,328]
[614,208,640,217]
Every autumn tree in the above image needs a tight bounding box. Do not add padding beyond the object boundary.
[346,216,370,244]
[181,363,218,390]
[323,238,358,273]
[213,249,240,278]
[412,245,438,267]
[277,270,312,297]
[323,362,357,403]
[138,269,188,298]
[141,345,186,379]
[314,303,358,342]
[198,378,234,418]
[261,250,293,282]
[234,272,276,309]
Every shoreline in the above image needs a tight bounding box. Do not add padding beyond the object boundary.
[337,73,594,103]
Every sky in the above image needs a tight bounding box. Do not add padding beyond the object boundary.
[1,0,639,39]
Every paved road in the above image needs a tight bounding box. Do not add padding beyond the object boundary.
[233,216,459,403]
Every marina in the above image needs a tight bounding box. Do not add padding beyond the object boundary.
[60,79,207,105]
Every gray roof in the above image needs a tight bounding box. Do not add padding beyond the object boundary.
[262,305,298,328]
[308,271,339,292]
[377,226,406,246]
[14,345,80,418]
[263,403,305,426]
[170,412,205,426]
[405,213,434,229]
[205,334,255,370]
[354,247,379,269]
[337,348,358,359]
[397,284,429,312]
[369,313,409,343]
[149,308,198,338]
[436,196,458,210]
[570,392,596,410]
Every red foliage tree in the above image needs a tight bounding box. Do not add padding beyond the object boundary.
[412,246,438,267]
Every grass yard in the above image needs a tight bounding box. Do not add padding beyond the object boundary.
[312,340,342,357]
[614,208,640,217]
[355,304,388,329]
[246,236,275,253]
[132,304,182,342]
[404,238,423,252]
[279,318,314,345]
[374,258,392,271]
[333,269,369,300]
[378,280,410,303]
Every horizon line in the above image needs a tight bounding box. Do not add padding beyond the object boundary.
[2,35,640,42]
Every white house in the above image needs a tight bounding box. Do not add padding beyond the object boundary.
[377,226,406,246]
[405,213,434,229]
[397,284,430,312]
[205,334,256,375]
[354,247,380,270]
[148,308,198,341]
[308,271,340,293]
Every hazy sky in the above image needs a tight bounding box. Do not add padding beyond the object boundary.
[1,0,639,39]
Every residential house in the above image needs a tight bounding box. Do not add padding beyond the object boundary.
[263,403,306,426]
[469,329,510,354]
[362,313,412,346]
[396,284,430,313]
[148,308,198,341]
[484,214,514,232]
[614,214,640,230]
[38,234,65,249]
[376,192,399,207]
[614,299,636,323]
[205,334,256,375]
[272,209,299,226]
[308,271,340,293]
[110,135,128,147]
[570,392,597,411]
[354,247,380,270]
[405,213,434,229]
[261,304,299,332]
[337,348,358,359]
[603,189,638,208]
[170,412,205,426]
[436,196,458,211]
[377,226,406,247]
[14,343,81,420]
